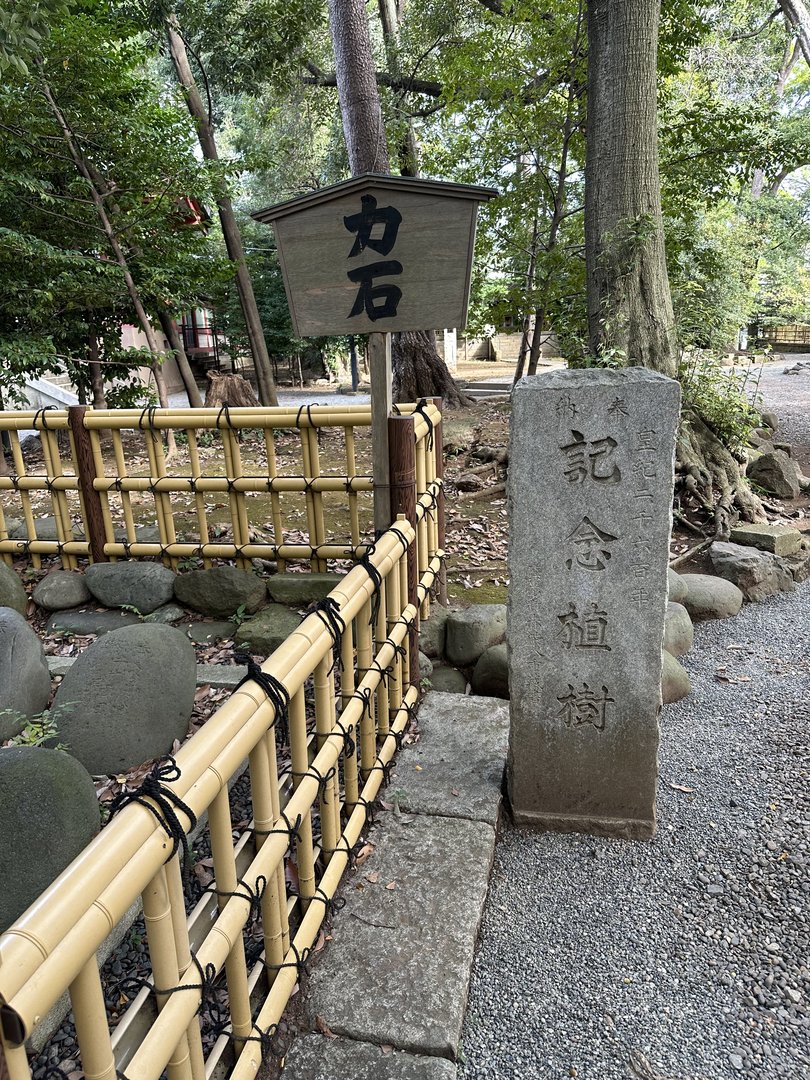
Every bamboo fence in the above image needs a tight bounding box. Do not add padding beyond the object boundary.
[0,401,442,576]
[0,515,444,1080]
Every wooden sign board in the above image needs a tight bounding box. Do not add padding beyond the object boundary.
[252,173,498,338]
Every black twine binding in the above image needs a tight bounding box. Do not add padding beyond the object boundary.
[254,810,303,851]
[108,758,197,884]
[414,398,434,451]
[216,400,234,430]
[204,875,267,925]
[33,405,58,430]
[233,653,290,746]
[309,886,346,917]
[138,404,160,442]
[309,597,345,674]
[358,541,383,626]
[263,943,311,976]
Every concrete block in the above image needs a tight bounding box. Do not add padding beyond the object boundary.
[282,1036,457,1079]
[390,692,508,827]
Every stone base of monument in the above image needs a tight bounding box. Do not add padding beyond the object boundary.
[508,807,656,842]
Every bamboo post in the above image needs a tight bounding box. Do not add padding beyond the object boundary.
[369,332,392,532]
[388,416,419,680]
[67,406,108,563]
[431,396,448,604]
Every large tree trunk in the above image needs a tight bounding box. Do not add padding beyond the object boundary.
[327,0,469,405]
[585,0,765,533]
[165,16,279,408]
[779,0,810,67]
[585,0,678,376]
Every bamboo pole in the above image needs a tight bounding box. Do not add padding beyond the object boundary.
[389,416,419,678]
[288,688,316,910]
[0,528,413,1036]
[9,430,40,569]
[68,959,117,1080]
[431,396,448,604]
[369,333,392,532]
[414,439,430,621]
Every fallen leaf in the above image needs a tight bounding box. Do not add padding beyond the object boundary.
[669,782,695,794]
[355,843,375,866]
[451,788,460,797]
[365,871,380,883]
[385,881,397,891]
[315,1015,338,1039]
[380,1045,393,1055]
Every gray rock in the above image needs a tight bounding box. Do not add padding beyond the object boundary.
[47,609,142,637]
[0,608,51,739]
[784,549,810,583]
[680,573,743,621]
[234,604,301,656]
[710,541,795,603]
[426,666,468,694]
[667,568,688,605]
[144,603,186,624]
[0,562,27,615]
[418,651,433,680]
[51,625,196,774]
[419,606,452,660]
[174,566,266,619]
[662,650,691,704]
[282,1036,457,1080]
[9,516,82,542]
[760,409,779,431]
[391,692,509,827]
[728,523,802,556]
[113,524,161,545]
[186,620,235,644]
[266,572,344,606]
[195,663,247,689]
[663,602,694,658]
[0,747,100,932]
[32,570,91,611]
[306,813,495,1059]
[84,562,176,615]
[748,450,800,499]
[471,643,509,699]
[445,604,506,667]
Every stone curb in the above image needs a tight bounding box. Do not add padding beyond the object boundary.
[282,691,508,1079]
[47,655,248,689]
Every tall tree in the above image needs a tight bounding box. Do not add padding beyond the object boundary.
[164,13,280,406]
[585,0,678,375]
[326,0,469,404]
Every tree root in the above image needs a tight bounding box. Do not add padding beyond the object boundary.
[675,406,767,537]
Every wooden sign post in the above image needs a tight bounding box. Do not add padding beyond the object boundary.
[253,173,497,528]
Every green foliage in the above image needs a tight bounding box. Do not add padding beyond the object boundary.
[678,352,762,452]
[4,707,69,751]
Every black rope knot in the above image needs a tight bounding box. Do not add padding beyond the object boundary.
[233,653,290,746]
[309,596,345,674]
[358,542,383,626]
[138,404,160,442]
[254,810,303,852]
[310,886,346,917]
[33,405,58,430]
[108,757,197,883]
[414,398,435,451]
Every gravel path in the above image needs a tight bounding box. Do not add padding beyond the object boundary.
[459,369,810,1080]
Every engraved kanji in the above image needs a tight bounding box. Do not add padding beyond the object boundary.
[565,516,618,572]
[557,683,614,731]
[555,394,579,421]
[560,430,621,484]
[558,603,611,650]
[608,397,628,417]
[630,587,650,608]
[344,194,402,257]
[636,427,659,453]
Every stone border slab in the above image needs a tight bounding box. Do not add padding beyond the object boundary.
[47,655,248,690]
[282,1035,457,1079]
[304,812,495,1059]
[389,693,508,826]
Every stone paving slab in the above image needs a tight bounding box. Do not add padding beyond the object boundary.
[282,1035,457,1079]
[304,812,495,1060]
[389,693,508,827]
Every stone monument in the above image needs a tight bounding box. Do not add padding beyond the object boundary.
[507,368,680,839]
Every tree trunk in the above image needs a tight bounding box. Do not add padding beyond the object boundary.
[39,72,177,455]
[157,309,203,407]
[87,331,106,409]
[165,16,279,407]
[327,0,469,405]
[526,307,545,375]
[779,0,810,67]
[585,0,678,376]
[585,0,765,533]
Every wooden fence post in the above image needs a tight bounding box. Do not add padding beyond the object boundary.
[431,396,448,604]
[369,332,392,532]
[388,414,419,681]
[67,406,108,563]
